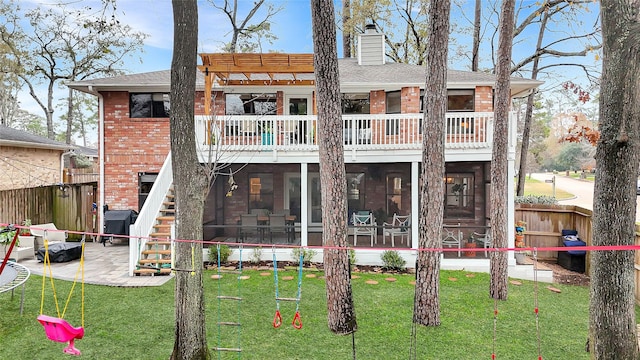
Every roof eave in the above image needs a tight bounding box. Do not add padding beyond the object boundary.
[0,139,75,151]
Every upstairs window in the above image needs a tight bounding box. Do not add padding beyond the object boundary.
[419,89,476,112]
[447,89,475,112]
[130,93,170,118]
[341,93,370,114]
[226,93,277,115]
[386,91,401,114]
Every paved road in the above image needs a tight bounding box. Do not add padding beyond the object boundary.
[529,173,640,223]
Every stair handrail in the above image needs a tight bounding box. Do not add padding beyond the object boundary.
[129,152,173,276]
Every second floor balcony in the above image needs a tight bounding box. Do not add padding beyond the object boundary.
[194,112,507,161]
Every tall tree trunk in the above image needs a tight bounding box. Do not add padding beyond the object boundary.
[471,0,481,71]
[169,1,209,359]
[342,0,351,58]
[413,0,450,327]
[489,0,515,301]
[311,0,357,335]
[589,1,640,358]
[66,87,74,144]
[516,11,548,196]
[46,79,55,139]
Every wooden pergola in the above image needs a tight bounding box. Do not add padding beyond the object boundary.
[198,53,315,115]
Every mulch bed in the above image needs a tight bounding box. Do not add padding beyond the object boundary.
[541,261,590,287]
[207,260,590,286]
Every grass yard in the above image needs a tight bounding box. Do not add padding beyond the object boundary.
[567,172,596,182]
[1,268,619,360]
[522,177,574,200]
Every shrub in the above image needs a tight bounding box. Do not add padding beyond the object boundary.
[250,246,263,263]
[209,244,232,264]
[291,247,317,265]
[349,249,357,266]
[380,250,406,271]
[514,195,558,205]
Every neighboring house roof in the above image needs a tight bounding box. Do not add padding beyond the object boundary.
[0,125,75,151]
[74,145,98,158]
[67,57,542,98]
[67,70,206,93]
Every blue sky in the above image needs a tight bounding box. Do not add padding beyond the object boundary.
[112,0,316,73]
[17,0,601,81]
[16,0,601,138]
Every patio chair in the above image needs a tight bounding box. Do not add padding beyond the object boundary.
[268,214,288,244]
[442,224,462,257]
[382,214,410,247]
[240,214,260,243]
[473,230,492,257]
[352,212,377,247]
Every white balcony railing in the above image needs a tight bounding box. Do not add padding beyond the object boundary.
[195,112,495,153]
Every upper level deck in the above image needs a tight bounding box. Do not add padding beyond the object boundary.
[195,111,515,164]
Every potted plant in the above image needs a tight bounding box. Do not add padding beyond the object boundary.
[259,121,273,145]
[464,232,477,257]
[0,225,18,259]
[17,219,35,250]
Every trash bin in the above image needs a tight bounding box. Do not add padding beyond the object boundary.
[557,229,586,273]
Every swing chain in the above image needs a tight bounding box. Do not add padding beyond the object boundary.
[272,247,281,328]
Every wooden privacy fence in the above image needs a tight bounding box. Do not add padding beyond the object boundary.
[515,204,593,262]
[0,183,96,241]
[517,204,640,305]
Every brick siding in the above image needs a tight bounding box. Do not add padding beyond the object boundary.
[100,86,492,214]
[0,145,62,190]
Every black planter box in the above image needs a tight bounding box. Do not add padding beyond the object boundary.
[557,251,585,273]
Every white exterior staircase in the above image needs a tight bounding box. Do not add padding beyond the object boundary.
[129,153,175,276]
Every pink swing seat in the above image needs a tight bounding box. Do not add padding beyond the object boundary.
[37,314,85,356]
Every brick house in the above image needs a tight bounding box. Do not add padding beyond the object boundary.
[68,29,541,275]
[0,125,75,191]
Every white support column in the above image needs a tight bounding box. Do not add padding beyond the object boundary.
[507,111,517,265]
[508,157,516,265]
[301,163,308,247]
[411,161,419,249]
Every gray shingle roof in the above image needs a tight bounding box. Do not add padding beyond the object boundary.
[68,58,541,97]
[0,125,75,151]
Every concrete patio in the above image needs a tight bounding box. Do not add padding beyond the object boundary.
[18,240,173,287]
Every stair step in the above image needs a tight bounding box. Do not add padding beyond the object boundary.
[163,201,175,207]
[166,194,175,199]
[142,249,172,255]
[134,268,172,275]
[153,224,172,229]
[146,240,171,246]
[139,258,172,264]
[157,216,175,222]
[213,347,241,353]
[160,208,175,213]
[150,232,171,238]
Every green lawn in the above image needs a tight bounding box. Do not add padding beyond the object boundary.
[0,268,614,360]
[522,177,574,200]
[567,172,596,182]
